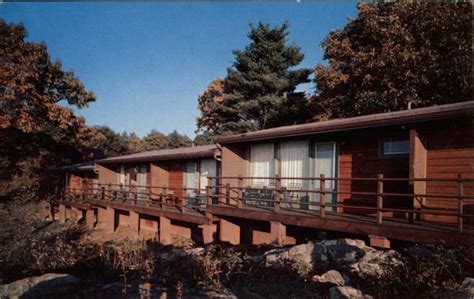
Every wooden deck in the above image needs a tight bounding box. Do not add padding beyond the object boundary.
[208,204,474,245]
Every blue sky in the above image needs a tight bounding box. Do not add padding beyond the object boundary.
[1,2,357,138]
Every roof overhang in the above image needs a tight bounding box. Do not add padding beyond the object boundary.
[96,145,217,165]
[217,101,474,144]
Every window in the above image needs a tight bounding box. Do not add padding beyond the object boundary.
[280,141,308,188]
[381,137,409,156]
[184,162,198,196]
[314,142,336,190]
[199,159,217,192]
[250,143,274,186]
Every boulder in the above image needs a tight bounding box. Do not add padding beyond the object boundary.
[312,270,347,286]
[0,273,80,298]
[264,239,371,269]
[349,249,404,280]
[329,286,373,299]
[462,277,474,295]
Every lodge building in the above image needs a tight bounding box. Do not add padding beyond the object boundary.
[58,101,474,247]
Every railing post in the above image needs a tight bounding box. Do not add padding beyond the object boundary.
[107,183,112,201]
[458,173,464,233]
[225,183,230,205]
[320,174,326,218]
[101,186,105,201]
[206,177,212,206]
[237,176,243,208]
[377,173,384,224]
[275,175,281,213]
[119,183,124,202]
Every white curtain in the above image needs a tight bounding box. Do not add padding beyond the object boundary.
[137,165,147,187]
[184,162,198,196]
[199,159,216,192]
[280,141,308,188]
[314,142,335,190]
[250,143,274,186]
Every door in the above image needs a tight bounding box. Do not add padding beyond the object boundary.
[313,142,336,210]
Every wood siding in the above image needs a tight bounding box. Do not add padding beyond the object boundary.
[337,128,410,217]
[422,118,474,223]
[169,161,184,197]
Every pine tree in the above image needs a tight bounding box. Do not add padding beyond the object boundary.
[196,22,311,137]
[225,22,311,131]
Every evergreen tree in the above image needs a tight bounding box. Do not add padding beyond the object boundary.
[166,130,192,148]
[196,22,311,137]
[143,130,168,151]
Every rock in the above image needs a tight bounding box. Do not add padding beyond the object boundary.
[329,286,373,299]
[185,247,205,256]
[406,246,434,259]
[349,249,404,280]
[0,273,80,298]
[312,270,347,286]
[264,239,371,269]
[462,277,474,295]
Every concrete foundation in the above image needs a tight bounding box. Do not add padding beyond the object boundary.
[105,207,116,233]
[219,217,240,245]
[159,217,171,245]
[130,211,140,234]
[369,235,391,248]
[199,223,217,244]
[85,209,96,228]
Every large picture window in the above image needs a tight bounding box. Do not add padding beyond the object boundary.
[199,159,217,192]
[250,143,274,186]
[280,141,308,188]
[314,142,336,190]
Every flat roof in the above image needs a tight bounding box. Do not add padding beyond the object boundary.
[217,101,474,144]
[96,144,217,164]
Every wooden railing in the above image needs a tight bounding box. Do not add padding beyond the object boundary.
[64,182,210,213]
[63,174,474,232]
[205,174,474,233]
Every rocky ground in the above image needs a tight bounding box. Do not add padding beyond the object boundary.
[1,203,473,298]
[1,236,473,299]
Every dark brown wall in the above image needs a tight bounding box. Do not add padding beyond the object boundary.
[421,118,474,223]
[169,161,184,197]
[337,127,410,216]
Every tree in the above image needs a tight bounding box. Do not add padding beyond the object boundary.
[196,78,229,138]
[0,19,96,201]
[196,22,312,137]
[166,130,192,148]
[143,130,169,151]
[315,2,472,119]
[84,126,130,158]
[124,132,147,154]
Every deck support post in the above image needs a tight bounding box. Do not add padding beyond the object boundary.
[369,235,390,249]
[200,223,217,244]
[270,221,286,246]
[130,211,140,235]
[219,217,240,245]
[159,216,171,245]
[85,209,96,228]
[105,207,116,233]
[59,204,67,223]
[71,207,81,223]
